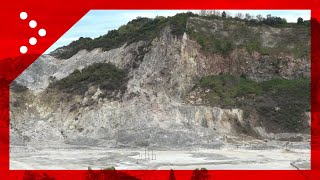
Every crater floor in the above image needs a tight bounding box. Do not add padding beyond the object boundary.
[10,140,310,170]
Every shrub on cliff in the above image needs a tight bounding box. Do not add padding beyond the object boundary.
[52,13,197,59]
[49,63,128,96]
[198,75,310,133]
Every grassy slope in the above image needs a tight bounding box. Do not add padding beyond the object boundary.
[198,75,310,133]
[48,63,128,97]
[52,13,195,59]
[52,12,309,60]
[187,17,310,59]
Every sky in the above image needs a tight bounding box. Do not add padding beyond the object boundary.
[45,10,310,54]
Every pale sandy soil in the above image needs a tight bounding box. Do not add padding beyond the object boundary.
[10,146,310,170]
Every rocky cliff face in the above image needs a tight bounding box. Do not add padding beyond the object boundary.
[10,14,310,148]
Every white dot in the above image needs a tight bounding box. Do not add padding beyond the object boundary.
[20,46,28,54]
[29,20,37,28]
[38,29,46,37]
[20,12,28,20]
[29,37,37,45]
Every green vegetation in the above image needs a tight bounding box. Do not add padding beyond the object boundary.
[49,63,128,96]
[258,78,310,132]
[52,12,309,59]
[199,11,310,28]
[199,75,261,106]
[297,17,304,24]
[54,13,197,59]
[221,11,227,18]
[199,75,310,108]
[198,75,310,133]
[192,34,236,55]
[188,19,309,58]
[187,11,310,58]
[250,14,287,27]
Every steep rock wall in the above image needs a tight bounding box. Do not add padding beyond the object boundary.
[10,18,310,148]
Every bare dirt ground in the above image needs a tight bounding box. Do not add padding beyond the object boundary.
[10,141,310,170]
